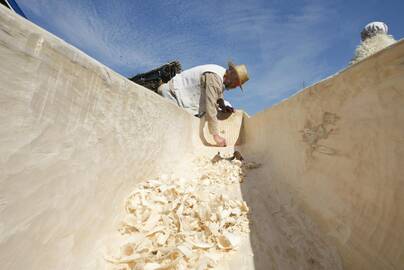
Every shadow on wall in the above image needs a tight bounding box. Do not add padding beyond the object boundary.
[238,165,342,270]
[237,114,342,269]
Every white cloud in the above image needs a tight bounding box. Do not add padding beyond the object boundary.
[17,0,168,72]
[213,1,342,113]
[17,0,349,114]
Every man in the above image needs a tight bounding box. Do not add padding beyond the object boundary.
[157,62,249,147]
[350,21,397,65]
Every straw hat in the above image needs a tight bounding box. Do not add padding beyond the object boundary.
[228,62,249,90]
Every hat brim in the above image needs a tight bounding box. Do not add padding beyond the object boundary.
[228,62,243,90]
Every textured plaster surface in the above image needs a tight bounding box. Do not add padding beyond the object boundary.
[0,6,222,270]
[239,40,404,270]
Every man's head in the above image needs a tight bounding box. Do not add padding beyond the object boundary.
[223,62,249,90]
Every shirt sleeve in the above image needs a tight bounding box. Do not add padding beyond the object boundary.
[202,72,223,135]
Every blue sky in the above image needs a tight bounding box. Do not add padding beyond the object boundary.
[16,0,404,115]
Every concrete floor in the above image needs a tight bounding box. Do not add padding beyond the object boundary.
[1,5,403,270]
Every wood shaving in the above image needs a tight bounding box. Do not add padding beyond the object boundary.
[195,157,245,185]
[103,157,250,270]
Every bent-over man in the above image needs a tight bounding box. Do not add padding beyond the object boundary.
[157,62,249,147]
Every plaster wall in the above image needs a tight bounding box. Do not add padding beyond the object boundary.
[0,6,207,269]
[239,40,404,270]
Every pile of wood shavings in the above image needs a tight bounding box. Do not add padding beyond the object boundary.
[195,157,245,185]
[195,157,260,184]
[103,157,250,270]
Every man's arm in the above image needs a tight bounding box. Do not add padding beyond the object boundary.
[203,72,226,146]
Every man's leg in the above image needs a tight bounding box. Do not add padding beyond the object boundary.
[129,61,182,92]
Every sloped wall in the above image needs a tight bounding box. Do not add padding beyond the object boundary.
[239,40,404,270]
[0,6,206,269]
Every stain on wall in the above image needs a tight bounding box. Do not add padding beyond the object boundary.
[301,112,340,156]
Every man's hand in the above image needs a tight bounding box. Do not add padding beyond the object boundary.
[213,134,227,147]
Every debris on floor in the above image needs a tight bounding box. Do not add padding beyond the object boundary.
[103,157,251,270]
[211,151,244,164]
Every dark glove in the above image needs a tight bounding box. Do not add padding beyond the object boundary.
[217,99,234,113]
[222,106,234,113]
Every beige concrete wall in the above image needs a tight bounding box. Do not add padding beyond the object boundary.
[239,40,404,270]
[0,6,206,269]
